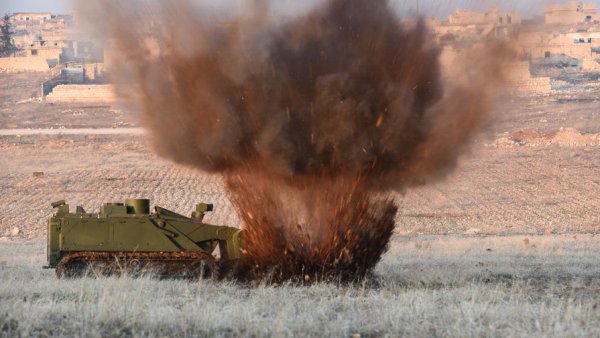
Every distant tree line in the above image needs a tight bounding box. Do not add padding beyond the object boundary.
[1,14,20,57]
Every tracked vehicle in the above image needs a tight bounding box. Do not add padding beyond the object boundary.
[45,199,244,279]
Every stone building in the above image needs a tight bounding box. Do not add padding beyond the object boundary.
[0,12,105,72]
[10,12,53,22]
[518,30,600,59]
[544,1,597,25]
[447,7,521,26]
[431,7,521,44]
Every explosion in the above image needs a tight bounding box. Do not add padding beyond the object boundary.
[79,0,507,282]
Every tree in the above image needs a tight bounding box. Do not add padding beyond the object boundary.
[0,14,19,57]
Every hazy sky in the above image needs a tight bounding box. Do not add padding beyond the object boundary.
[1,0,599,19]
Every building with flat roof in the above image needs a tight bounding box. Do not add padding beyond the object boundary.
[448,7,521,26]
[10,12,53,22]
[544,1,597,25]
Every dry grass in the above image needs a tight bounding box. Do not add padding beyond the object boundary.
[2,235,600,337]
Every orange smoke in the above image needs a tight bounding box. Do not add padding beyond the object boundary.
[224,165,397,282]
[78,0,507,282]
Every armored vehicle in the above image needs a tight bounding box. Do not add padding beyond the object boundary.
[45,199,244,279]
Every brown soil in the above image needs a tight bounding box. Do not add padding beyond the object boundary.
[0,74,599,240]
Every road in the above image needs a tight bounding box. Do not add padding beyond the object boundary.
[0,128,145,136]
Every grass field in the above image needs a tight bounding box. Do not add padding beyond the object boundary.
[2,235,600,337]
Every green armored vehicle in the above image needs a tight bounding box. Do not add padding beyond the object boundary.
[46,199,244,279]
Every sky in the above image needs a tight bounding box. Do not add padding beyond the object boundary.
[2,0,600,19]
[0,0,71,15]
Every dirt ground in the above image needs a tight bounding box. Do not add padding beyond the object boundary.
[0,73,599,238]
[0,73,135,129]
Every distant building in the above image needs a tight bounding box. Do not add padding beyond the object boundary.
[447,7,521,26]
[0,11,106,73]
[544,1,597,25]
[433,7,520,43]
[10,12,53,22]
[518,30,597,60]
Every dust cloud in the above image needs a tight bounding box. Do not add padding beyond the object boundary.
[78,0,508,282]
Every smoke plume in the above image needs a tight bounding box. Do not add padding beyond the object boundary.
[79,0,507,282]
